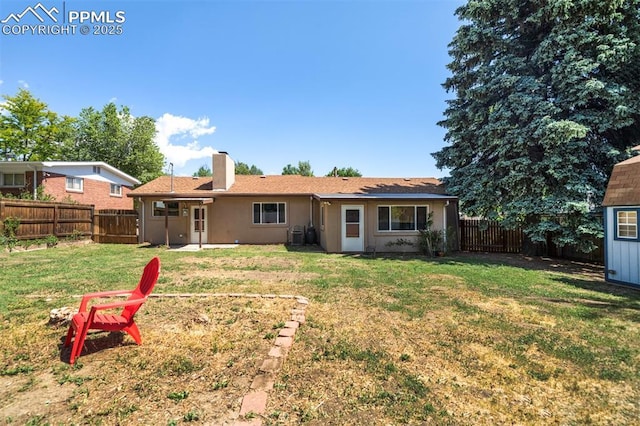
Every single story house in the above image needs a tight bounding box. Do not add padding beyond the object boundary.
[0,161,140,210]
[129,152,459,253]
[602,151,640,287]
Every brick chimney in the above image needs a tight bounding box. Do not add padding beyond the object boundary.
[212,151,235,190]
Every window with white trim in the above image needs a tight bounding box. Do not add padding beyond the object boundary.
[378,205,428,231]
[152,201,179,217]
[1,173,25,187]
[65,176,83,192]
[616,210,638,239]
[253,202,286,224]
[110,183,122,196]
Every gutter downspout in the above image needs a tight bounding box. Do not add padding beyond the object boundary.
[26,165,38,199]
[443,201,449,250]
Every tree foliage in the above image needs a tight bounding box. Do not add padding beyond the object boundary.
[326,166,362,177]
[0,89,74,161]
[0,90,165,184]
[65,103,164,183]
[433,0,640,252]
[282,160,314,176]
[235,161,264,175]
[193,164,212,177]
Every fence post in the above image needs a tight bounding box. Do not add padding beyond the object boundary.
[91,206,96,242]
[53,204,58,238]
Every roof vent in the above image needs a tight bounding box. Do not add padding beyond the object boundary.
[342,177,349,181]
[404,178,411,181]
[260,175,266,178]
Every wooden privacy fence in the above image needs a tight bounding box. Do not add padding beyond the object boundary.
[93,209,138,243]
[0,199,93,239]
[0,200,138,243]
[459,219,523,253]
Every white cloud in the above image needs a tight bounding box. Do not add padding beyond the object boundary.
[155,113,218,168]
[18,80,29,88]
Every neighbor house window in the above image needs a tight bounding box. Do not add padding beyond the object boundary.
[110,184,122,196]
[153,201,179,217]
[616,210,638,239]
[253,202,286,224]
[93,166,101,174]
[66,176,83,192]
[378,205,428,231]
[1,173,25,187]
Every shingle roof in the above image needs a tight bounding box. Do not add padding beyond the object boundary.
[603,155,640,206]
[129,175,449,198]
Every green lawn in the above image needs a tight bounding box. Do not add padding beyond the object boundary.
[1,243,638,425]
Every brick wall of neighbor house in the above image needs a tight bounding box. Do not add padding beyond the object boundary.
[43,174,135,210]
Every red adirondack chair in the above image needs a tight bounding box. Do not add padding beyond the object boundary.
[64,257,160,364]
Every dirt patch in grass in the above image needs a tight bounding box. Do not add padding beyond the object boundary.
[163,256,320,290]
[2,249,638,425]
[1,296,298,425]
[269,292,638,425]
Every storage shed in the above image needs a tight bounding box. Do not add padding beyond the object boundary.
[602,152,640,287]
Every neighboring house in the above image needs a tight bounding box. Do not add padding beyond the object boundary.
[0,161,141,210]
[602,152,640,287]
[129,152,459,253]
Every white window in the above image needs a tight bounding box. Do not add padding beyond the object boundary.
[153,201,179,217]
[616,210,638,239]
[253,202,286,224]
[93,166,101,174]
[65,176,83,192]
[1,173,25,187]
[110,183,122,196]
[378,205,429,231]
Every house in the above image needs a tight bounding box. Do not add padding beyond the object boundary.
[0,161,141,210]
[129,152,458,253]
[602,151,640,287]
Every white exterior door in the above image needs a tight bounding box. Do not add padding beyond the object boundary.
[190,205,208,244]
[341,205,364,252]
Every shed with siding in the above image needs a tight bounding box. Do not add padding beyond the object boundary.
[602,152,640,287]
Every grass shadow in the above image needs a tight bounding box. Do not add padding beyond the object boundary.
[58,331,128,364]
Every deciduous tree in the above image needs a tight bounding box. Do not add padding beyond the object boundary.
[235,161,263,175]
[282,160,314,176]
[433,0,640,252]
[326,166,362,177]
[0,89,74,161]
[67,103,164,184]
[193,164,212,177]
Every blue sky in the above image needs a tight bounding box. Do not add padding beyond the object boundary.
[0,0,465,177]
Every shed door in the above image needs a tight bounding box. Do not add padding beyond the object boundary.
[341,205,364,252]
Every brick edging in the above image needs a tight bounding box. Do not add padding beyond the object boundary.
[149,293,309,425]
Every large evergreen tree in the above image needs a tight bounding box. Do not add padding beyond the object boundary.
[434,0,640,251]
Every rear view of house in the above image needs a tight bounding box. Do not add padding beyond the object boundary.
[603,153,640,287]
[129,152,459,254]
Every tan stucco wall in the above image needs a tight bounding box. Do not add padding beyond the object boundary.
[318,199,455,253]
[140,200,191,245]
[139,196,316,245]
[139,196,457,252]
